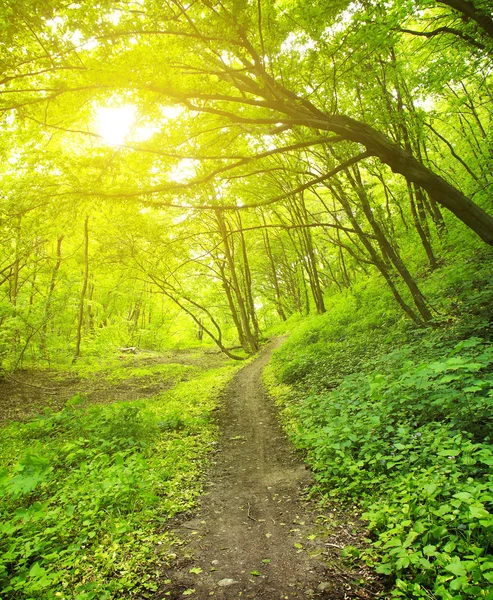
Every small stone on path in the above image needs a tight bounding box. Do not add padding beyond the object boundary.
[317,581,333,592]
[217,578,237,587]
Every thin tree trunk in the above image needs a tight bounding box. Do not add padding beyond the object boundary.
[215,210,259,353]
[40,235,64,354]
[349,169,433,322]
[329,182,424,324]
[73,216,89,363]
[261,214,287,320]
[236,211,261,339]
[217,260,247,351]
[288,195,326,313]
[408,183,438,269]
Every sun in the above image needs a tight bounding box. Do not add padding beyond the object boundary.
[94,105,136,146]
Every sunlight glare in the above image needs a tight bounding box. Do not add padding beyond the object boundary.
[95,105,136,146]
[169,159,198,183]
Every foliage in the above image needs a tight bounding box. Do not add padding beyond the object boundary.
[266,249,493,599]
[0,0,493,595]
[104,362,195,383]
[0,361,240,598]
[1,0,493,364]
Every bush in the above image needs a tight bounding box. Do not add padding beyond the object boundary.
[266,258,493,599]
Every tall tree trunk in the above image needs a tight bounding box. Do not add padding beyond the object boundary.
[215,210,259,353]
[288,195,326,313]
[217,260,247,351]
[87,282,95,333]
[196,318,204,341]
[236,211,261,339]
[408,183,438,269]
[348,167,433,322]
[40,235,64,355]
[260,214,287,321]
[10,215,23,355]
[329,182,424,325]
[279,237,303,314]
[10,215,22,308]
[73,216,89,363]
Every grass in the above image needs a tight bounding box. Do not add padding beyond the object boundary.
[0,358,241,599]
[104,362,196,383]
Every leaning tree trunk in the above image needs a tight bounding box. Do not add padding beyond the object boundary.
[323,115,493,244]
[329,182,424,325]
[348,167,433,322]
[40,235,64,354]
[242,67,493,244]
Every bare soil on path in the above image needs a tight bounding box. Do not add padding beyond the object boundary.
[157,341,378,600]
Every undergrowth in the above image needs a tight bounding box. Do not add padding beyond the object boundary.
[0,362,239,599]
[266,248,493,599]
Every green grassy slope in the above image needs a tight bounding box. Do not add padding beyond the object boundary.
[265,247,493,599]
[0,360,241,599]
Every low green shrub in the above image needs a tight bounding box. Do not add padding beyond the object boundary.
[267,270,493,599]
[0,363,239,599]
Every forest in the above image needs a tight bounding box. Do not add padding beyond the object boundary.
[0,0,492,598]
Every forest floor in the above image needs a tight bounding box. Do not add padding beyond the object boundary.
[154,340,381,600]
[0,349,228,425]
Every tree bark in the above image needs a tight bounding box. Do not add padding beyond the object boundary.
[236,211,261,339]
[286,195,326,314]
[348,167,433,322]
[260,214,287,321]
[326,114,493,244]
[73,216,89,363]
[329,182,424,324]
[40,235,64,354]
[437,0,493,41]
[215,210,259,353]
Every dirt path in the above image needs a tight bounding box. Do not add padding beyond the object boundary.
[157,341,375,600]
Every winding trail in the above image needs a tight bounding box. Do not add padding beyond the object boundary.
[157,341,364,599]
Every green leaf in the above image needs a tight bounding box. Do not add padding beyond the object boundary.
[450,576,467,591]
[469,506,490,519]
[422,545,437,557]
[445,560,466,577]
[396,556,410,570]
[424,483,437,496]
[438,449,460,457]
[29,562,46,578]
[375,563,393,575]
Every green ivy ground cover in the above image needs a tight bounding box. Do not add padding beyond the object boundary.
[0,362,240,599]
[265,256,493,599]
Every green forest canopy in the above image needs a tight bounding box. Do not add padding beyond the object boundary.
[1,0,493,365]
